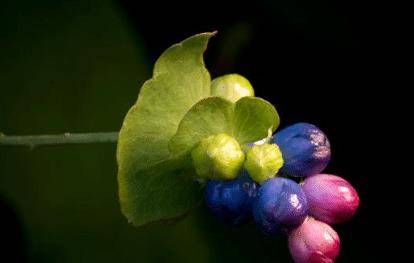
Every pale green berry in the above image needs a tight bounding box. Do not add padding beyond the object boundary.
[191,133,245,180]
[211,74,254,102]
[244,144,284,184]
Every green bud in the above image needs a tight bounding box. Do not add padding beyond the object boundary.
[244,144,284,184]
[191,133,245,180]
[211,74,254,102]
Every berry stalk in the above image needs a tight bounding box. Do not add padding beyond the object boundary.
[0,132,119,148]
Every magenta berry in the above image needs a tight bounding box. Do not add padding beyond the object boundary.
[302,174,360,224]
[288,217,340,263]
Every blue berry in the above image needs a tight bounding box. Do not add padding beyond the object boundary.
[273,123,330,177]
[204,171,258,225]
[252,177,308,235]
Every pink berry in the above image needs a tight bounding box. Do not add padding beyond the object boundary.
[288,217,340,263]
[302,174,360,224]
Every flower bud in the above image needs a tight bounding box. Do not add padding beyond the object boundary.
[244,144,284,183]
[191,133,245,180]
[288,217,340,263]
[211,74,254,102]
[273,123,331,177]
[302,174,360,224]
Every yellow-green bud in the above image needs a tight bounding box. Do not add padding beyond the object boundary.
[211,74,255,103]
[191,133,245,180]
[244,144,284,184]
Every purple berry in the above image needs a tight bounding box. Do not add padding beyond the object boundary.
[301,174,360,224]
[273,123,331,177]
[288,217,340,263]
[204,171,258,225]
[252,177,308,235]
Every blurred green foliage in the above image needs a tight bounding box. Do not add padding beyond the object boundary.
[0,0,291,262]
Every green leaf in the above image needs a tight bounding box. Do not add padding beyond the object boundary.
[169,96,280,157]
[232,97,280,144]
[168,97,234,155]
[117,32,215,226]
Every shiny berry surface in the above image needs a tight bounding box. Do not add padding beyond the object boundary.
[288,217,340,263]
[273,123,330,177]
[211,74,255,103]
[302,174,360,224]
[204,171,258,225]
[252,177,308,235]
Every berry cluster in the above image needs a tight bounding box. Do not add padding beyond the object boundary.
[202,123,360,263]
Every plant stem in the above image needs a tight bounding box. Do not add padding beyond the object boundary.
[0,132,118,148]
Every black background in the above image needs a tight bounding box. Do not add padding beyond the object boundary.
[1,0,389,262]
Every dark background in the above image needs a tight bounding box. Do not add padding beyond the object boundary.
[1,0,385,262]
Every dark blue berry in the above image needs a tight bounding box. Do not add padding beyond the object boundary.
[252,177,308,235]
[273,123,330,177]
[204,171,258,225]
